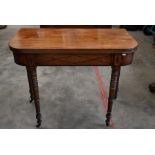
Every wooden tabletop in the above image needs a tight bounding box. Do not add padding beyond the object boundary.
[9,28,138,54]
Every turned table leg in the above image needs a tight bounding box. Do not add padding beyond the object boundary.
[26,66,35,103]
[114,67,121,99]
[26,66,42,127]
[106,66,121,126]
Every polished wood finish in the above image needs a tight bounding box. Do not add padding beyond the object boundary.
[9,28,138,127]
[10,28,137,52]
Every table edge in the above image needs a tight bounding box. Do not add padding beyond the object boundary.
[9,45,138,55]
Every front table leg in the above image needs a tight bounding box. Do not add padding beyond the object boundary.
[106,66,121,126]
[26,66,42,127]
[114,67,121,99]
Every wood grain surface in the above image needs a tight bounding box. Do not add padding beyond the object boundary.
[9,28,138,54]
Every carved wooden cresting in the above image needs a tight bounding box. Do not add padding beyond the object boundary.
[9,28,138,127]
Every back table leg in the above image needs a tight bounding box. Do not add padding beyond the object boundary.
[26,66,42,128]
[26,66,36,103]
[106,66,121,126]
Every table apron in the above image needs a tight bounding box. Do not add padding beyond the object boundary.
[13,53,134,66]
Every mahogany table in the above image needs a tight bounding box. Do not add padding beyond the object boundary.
[9,28,138,127]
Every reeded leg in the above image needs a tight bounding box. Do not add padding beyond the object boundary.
[26,66,42,128]
[106,66,121,126]
[26,66,35,103]
[114,67,121,99]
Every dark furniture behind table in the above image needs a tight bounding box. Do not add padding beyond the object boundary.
[120,25,144,31]
[0,25,7,29]
[40,25,112,28]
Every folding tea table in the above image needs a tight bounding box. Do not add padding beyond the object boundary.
[9,28,138,127]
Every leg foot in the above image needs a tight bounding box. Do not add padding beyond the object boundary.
[106,113,111,126]
[36,113,42,128]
